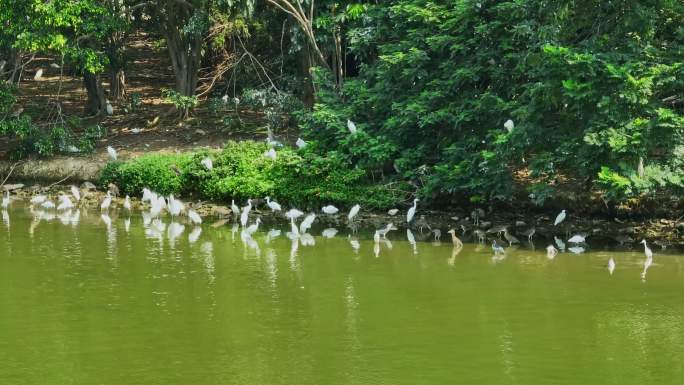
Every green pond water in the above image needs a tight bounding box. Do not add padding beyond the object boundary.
[1,205,683,385]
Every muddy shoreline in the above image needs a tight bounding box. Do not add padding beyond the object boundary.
[3,180,684,253]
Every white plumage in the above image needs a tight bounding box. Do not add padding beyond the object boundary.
[567,234,585,243]
[406,199,419,223]
[245,218,261,235]
[504,119,514,132]
[1,191,9,208]
[167,195,184,217]
[231,200,240,217]
[607,257,616,275]
[387,208,399,216]
[296,138,307,149]
[56,195,74,211]
[285,208,304,220]
[105,100,114,115]
[554,209,566,226]
[299,213,316,234]
[264,148,277,160]
[123,195,131,211]
[321,205,339,215]
[107,146,118,161]
[265,197,281,211]
[71,185,81,202]
[188,209,202,225]
[200,158,213,170]
[641,239,653,259]
[100,191,112,211]
[33,68,43,80]
[41,200,55,210]
[240,199,252,227]
[347,119,357,134]
[30,195,47,205]
[347,204,360,222]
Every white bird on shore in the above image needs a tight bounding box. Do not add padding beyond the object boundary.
[322,205,339,215]
[142,188,155,203]
[388,208,399,216]
[322,228,338,238]
[123,195,131,211]
[264,148,277,160]
[348,204,360,222]
[41,200,55,210]
[568,234,585,244]
[265,197,281,212]
[33,68,43,80]
[200,158,213,171]
[70,186,81,202]
[554,209,566,226]
[406,198,419,223]
[296,138,307,149]
[105,100,114,115]
[188,209,202,225]
[347,119,357,134]
[608,257,616,275]
[285,208,304,220]
[30,194,47,205]
[100,191,112,211]
[1,191,9,208]
[50,63,60,69]
[107,146,118,161]
[300,213,316,234]
[504,119,514,132]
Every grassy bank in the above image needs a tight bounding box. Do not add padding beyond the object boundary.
[99,141,408,210]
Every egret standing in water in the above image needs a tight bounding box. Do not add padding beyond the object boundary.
[546,245,558,259]
[447,229,463,248]
[300,213,316,234]
[641,239,653,259]
[406,198,419,224]
[240,199,252,227]
[554,209,566,226]
[100,191,112,211]
[491,240,505,255]
[607,257,616,275]
[1,191,9,209]
[70,186,81,202]
[231,200,240,218]
[123,195,131,211]
[285,208,304,220]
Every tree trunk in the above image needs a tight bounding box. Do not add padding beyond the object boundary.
[84,71,107,116]
[164,30,202,119]
[110,67,126,100]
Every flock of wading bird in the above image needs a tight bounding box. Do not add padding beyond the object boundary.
[1,179,657,280]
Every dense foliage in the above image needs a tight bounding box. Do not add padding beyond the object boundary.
[100,141,401,208]
[3,1,684,210]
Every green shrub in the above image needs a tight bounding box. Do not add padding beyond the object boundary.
[102,141,404,209]
[100,153,192,195]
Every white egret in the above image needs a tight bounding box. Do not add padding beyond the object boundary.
[142,188,155,203]
[56,194,74,211]
[641,239,653,259]
[30,194,47,205]
[105,100,114,115]
[289,217,300,238]
[568,234,585,244]
[201,158,213,170]
[285,208,304,220]
[554,209,566,226]
[322,228,338,238]
[347,119,357,134]
[188,209,202,225]
[406,198,419,223]
[265,197,282,212]
[554,236,566,251]
[100,191,112,211]
[300,213,316,234]
[188,227,202,243]
[1,191,9,208]
[70,185,81,202]
[40,200,55,210]
[33,68,43,80]
[347,204,360,222]
[231,200,240,217]
[300,233,316,246]
[503,119,514,132]
[167,195,184,217]
[321,205,339,215]
[447,229,463,248]
[387,208,399,216]
[546,245,558,259]
[50,63,60,69]
[491,240,505,255]
[264,148,277,160]
[608,258,616,275]
[245,218,261,235]
[296,138,307,149]
[123,195,131,211]
[240,199,252,226]
[568,246,585,254]
[107,146,118,161]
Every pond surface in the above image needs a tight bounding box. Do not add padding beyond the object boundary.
[1,205,683,385]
